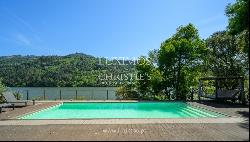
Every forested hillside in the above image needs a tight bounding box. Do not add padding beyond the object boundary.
[0,53,136,87]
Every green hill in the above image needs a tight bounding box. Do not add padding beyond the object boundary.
[0,53,136,87]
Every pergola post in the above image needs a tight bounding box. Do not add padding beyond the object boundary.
[239,78,245,104]
[198,80,203,101]
[215,79,218,99]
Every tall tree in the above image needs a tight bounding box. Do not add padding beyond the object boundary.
[205,31,246,91]
[226,0,249,35]
[226,0,249,56]
[135,56,153,99]
[158,24,206,100]
[206,31,245,77]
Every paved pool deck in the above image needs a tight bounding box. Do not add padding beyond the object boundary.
[0,100,249,141]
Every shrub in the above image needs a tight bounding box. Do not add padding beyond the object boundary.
[0,79,7,103]
[75,96,85,100]
[13,92,22,100]
[116,84,139,100]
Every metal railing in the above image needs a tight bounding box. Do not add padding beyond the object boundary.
[9,87,118,100]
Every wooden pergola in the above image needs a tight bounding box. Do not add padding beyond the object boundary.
[198,76,245,104]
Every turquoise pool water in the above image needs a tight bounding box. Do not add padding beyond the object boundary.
[20,102,224,119]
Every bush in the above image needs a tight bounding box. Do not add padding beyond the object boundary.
[0,79,7,103]
[75,96,85,100]
[244,78,249,104]
[13,92,22,100]
[116,84,139,100]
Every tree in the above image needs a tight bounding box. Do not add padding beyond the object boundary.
[206,31,246,90]
[150,68,163,99]
[226,0,249,35]
[135,56,153,99]
[206,31,245,77]
[226,0,249,56]
[158,40,176,99]
[158,23,206,100]
[148,49,159,66]
[116,82,138,100]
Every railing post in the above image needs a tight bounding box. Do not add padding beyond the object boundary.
[106,90,109,100]
[76,90,78,100]
[43,89,46,100]
[92,88,94,100]
[60,89,62,100]
[26,90,29,100]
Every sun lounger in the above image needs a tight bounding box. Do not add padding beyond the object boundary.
[2,92,35,106]
[0,103,15,113]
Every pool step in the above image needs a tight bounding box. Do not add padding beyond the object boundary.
[184,106,218,118]
[167,106,194,118]
[174,106,208,118]
[172,105,218,118]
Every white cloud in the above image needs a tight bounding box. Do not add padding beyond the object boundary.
[198,13,225,27]
[14,33,31,46]
[197,13,228,39]
[1,7,43,44]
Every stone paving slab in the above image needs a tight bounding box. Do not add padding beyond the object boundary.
[0,117,247,125]
[187,101,249,118]
[0,123,248,141]
[0,102,60,120]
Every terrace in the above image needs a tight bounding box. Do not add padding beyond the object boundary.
[0,100,248,141]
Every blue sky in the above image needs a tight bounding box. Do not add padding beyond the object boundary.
[0,0,235,57]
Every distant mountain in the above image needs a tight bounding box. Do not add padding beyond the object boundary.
[0,53,136,87]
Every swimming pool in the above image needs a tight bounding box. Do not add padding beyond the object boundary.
[20,102,225,119]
